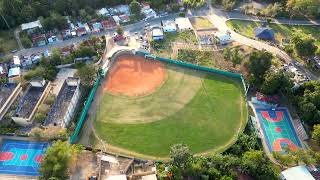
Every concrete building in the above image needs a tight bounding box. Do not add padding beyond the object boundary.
[0,83,22,121]
[21,20,42,34]
[162,20,177,33]
[44,77,80,128]
[152,27,164,41]
[175,17,192,31]
[280,166,316,180]
[12,79,50,126]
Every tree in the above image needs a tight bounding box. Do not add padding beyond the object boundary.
[130,0,141,17]
[39,141,83,180]
[291,30,317,57]
[261,71,293,95]
[183,0,206,8]
[241,150,277,180]
[287,0,320,18]
[75,64,97,87]
[312,124,320,143]
[246,50,272,86]
[170,144,192,169]
[116,26,124,35]
[225,133,258,156]
[222,0,236,11]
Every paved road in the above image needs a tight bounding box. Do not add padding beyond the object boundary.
[11,14,178,57]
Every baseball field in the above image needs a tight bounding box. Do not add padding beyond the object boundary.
[93,52,247,158]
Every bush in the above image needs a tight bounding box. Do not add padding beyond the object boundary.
[21,37,32,48]
[179,12,186,17]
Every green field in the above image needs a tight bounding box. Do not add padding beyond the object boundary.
[226,19,320,46]
[94,63,247,158]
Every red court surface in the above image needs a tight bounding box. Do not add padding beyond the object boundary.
[105,54,166,96]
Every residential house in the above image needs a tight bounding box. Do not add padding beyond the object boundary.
[162,20,177,33]
[119,14,130,23]
[61,45,75,57]
[92,22,103,33]
[101,17,117,30]
[112,15,121,25]
[143,8,157,20]
[115,5,131,15]
[84,23,92,34]
[21,20,42,34]
[214,33,232,45]
[8,67,21,78]
[76,27,87,36]
[175,17,193,31]
[21,56,33,67]
[0,63,8,77]
[48,36,58,44]
[152,27,164,41]
[32,34,47,47]
[97,8,110,16]
[141,2,151,11]
[108,8,118,15]
[11,56,21,68]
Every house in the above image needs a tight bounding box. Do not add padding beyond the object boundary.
[143,8,157,20]
[97,8,110,16]
[280,166,316,180]
[175,17,193,31]
[254,27,274,40]
[152,27,164,41]
[162,20,177,33]
[31,54,41,64]
[8,67,21,78]
[115,5,131,15]
[84,23,91,34]
[92,22,102,33]
[61,45,75,57]
[112,16,121,25]
[11,56,21,68]
[101,17,117,30]
[21,20,42,34]
[108,8,118,15]
[119,14,130,23]
[76,27,87,37]
[21,56,33,67]
[214,33,232,45]
[32,34,47,47]
[0,63,8,77]
[141,2,151,11]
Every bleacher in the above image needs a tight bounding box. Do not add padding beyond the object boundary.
[44,80,78,127]
[15,84,46,118]
[0,84,17,107]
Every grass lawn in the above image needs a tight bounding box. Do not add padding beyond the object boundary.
[0,30,18,54]
[190,17,214,30]
[94,64,247,158]
[226,19,320,46]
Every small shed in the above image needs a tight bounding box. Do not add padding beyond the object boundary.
[280,166,315,180]
[254,27,274,40]
[175,17,192,31]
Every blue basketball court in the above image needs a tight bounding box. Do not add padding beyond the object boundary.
[0,139,48,176]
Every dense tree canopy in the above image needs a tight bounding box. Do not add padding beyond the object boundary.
[291,30,318,57]
[261,71,293,95]
[287,0,320,18]
[245,50,272,87]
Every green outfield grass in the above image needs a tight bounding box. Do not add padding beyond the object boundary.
[94,63,247,158]
[226,19,320,46]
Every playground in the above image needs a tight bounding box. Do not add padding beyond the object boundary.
[255,108,302,153]
[0,139,48,176]
[92,52,247,158]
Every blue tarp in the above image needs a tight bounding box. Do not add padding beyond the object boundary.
[254,27,275,40]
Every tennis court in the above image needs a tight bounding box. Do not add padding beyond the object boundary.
[256,108,302,153]
[0,139,48,176]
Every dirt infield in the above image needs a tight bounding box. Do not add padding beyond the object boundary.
[105,54,166,96]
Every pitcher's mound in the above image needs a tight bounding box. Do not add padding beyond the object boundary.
[105,54,166,96]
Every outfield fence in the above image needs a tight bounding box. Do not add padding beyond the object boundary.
[69,74,102,144]
[136,51,248,95]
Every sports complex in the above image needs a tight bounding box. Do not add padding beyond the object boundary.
[87,50,248,158]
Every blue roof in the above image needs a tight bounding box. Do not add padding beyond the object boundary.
[254,27,274,40]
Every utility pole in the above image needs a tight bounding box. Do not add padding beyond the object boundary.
[1,15,10,29]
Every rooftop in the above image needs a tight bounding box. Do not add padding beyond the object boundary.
[44,78,79,127]
[0,83,17,108]
[152,27,164,37]
[14,80,47,118]
[21,20,42,31]
[281,166,315,180]
[175,17,193,30]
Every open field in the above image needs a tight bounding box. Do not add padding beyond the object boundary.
[190,17,214,30]
[226,19,320,46]
[93,54,247,158]
[0,30,18,54]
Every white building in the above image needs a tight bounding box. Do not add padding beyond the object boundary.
[97,8,110,16]
[175,17,193,31]
[152,27,164,41]
[143,8,157,20]
[21,20,42,33]
[280,166,315,180]
[162,20,177,33]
